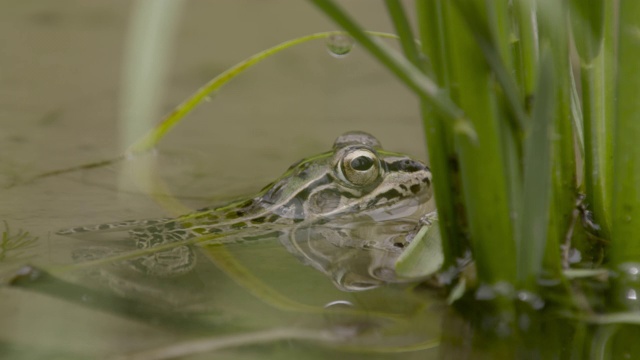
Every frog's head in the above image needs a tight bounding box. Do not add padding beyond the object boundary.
[259,131,432,223]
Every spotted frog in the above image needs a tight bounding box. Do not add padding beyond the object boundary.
[60,131,433,291]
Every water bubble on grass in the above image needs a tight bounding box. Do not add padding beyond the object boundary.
[326,34,354,58]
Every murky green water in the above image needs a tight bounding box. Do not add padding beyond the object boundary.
[0,1,443,358]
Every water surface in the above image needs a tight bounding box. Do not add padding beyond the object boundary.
[0,1,440,358]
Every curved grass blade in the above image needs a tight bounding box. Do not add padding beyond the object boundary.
[395,220,443,279]
[308,0,476,141]
[127,30,400,155]
[11,31,400,187]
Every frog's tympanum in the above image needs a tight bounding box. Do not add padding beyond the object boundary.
[60,132,433,291]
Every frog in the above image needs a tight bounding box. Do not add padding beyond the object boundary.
[59,131,433,291]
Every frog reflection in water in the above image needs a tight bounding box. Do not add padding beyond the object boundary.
[60,132,433,291]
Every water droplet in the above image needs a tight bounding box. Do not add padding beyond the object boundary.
[326,34,354,58]
[626,264,640,275]
[324,300,354,310]
[323,300,362,338]
[568,248,582,264]
[615,262,640,310]
[516,290,545,310]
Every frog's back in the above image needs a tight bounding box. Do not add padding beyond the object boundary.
[56,218,173,236]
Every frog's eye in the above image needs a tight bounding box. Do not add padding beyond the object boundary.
[340,149,380,186]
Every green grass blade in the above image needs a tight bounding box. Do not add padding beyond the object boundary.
[611,1,640,271]
[452,0,529,134]
[513,0,539,100]
[384,0,422,68]
[417,0,453,89]
[126,30,399,154]
[517,48,555,284]
[416,0,467,265]
[578,0,615,239]
[487,0,514,73]
[308,0,475,140]
[569,0,605,63]
[447,1,517,283]
[536,0,577,279]
[569,68,585,157]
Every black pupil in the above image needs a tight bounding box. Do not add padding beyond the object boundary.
[351,156,374,171]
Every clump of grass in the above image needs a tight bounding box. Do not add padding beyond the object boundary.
[310,0,640,354]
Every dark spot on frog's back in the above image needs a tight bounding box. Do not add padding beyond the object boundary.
[204,213,219,221]
[410,184,421,194]
[297,168,311,180]
[225,212,239,220]
[231,222,248,230]
[251,216,266,224]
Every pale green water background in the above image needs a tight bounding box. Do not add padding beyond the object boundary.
[0,1,441,358]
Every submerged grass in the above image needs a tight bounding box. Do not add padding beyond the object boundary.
[0,221,38,262]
